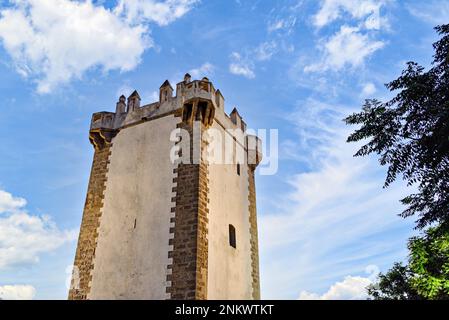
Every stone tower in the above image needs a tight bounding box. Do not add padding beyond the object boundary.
[68,75,262,300]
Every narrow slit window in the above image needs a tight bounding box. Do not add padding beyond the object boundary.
[237,163,240,176]
[229,224,236,248]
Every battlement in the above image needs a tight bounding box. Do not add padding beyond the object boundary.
[89,74,261,166]
[91,74,243,132]
[176,78,217,106]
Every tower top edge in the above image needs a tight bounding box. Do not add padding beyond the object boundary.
[90,74,248,133]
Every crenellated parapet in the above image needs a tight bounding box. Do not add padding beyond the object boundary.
[88,74,262,167]
[177,77,217,108]
[89,75,240,132]
[89,112,117,150]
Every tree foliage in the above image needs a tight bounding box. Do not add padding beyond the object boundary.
[367,263,422,300]
[408,224,449,299]
[345,25,449,230]
[345,25,449,299]
[368,225,449,300]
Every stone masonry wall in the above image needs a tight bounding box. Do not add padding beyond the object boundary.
[166,119,209,300]
[68,141,112,300]
[248,166,261,300]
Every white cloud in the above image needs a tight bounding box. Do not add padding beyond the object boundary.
[267,16,297,34]
[0,0,197,93]
[407,1,449,26]
[0,0,148,93]
[0,285,36,300]
[268,20,284,32]
[0,190,26,213]
[189,62,215,79]
[259,98,412,298]
[305,26,385,72]
[299,276,371,300]
[114,0,198,26]
[255,41,278,62]
[314,0,385,30]
[229,52,255,79]
[361,82,377,96]
[266,0,301,35]
[228,40,281,79]
[303,0,388,74]
[0,188,77,269]
[299,265,379,300]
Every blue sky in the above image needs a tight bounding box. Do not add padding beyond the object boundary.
[0,0,447,300]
